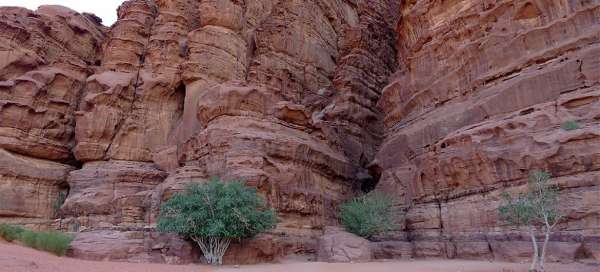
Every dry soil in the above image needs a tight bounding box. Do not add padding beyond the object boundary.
[0,241,597,272]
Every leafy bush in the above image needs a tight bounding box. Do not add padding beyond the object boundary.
[0,224,73,256]
[339,192,396,238]
[561,121,580,131]
[158,178,276,265]
[0,224,25,242]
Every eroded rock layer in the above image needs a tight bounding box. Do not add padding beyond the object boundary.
[1,0,599,265]
[1,0,400,264]
[375,0,600,262]
[0,5,105,225]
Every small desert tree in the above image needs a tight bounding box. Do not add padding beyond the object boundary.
[339,192,397,238]
[498,170,563,272]
[157,178,276,265]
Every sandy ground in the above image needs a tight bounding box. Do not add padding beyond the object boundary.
[0,241,597,272]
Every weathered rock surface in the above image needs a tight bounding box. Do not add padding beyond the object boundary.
[370,241,412,260]
[1,0,599,266]
[68,230,197,264]
[375,0,600,264]
[1,0,400,264]
[0,6,105,161]
[317,227,372,263]
[0,149,73,219]
[0,5,105,223]
[62,161,167,225]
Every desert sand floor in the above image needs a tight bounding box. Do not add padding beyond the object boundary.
[0,241,597,272]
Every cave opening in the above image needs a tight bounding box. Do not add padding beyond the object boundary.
[360,163,383,193]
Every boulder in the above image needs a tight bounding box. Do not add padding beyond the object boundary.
[317,227,372,263]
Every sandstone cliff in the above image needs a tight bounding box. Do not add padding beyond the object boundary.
[0,5,104,223]
[375,0,600,262]
[0,0,598,265]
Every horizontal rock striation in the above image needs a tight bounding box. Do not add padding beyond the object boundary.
[0,149,74,220]
[0,0,401,264]
[375,0,600,263]
[0,6,105,161]
[1,0,599,265]
[0,5,105,226]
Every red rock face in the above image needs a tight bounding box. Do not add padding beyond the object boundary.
[1,0,599,265]
[0,6,104,160]
[0,0,400,264]
[376,0,600,262]
[0,5,105,225]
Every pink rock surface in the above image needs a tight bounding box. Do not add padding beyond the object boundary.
[0,0,599,266]
[374,0,600,264]
[318,227,372,263]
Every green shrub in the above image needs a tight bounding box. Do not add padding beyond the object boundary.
[339,192,397,238]
[19,229,38,248]
[33,231,74,256]
[0,224,73,256]
[561,120,580,131]
[0,224,25,242]
[158,178,277,265]
[20,230,74,256]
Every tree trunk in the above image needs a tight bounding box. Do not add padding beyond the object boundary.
[539,227,551,272]
[192,236,232,265]
[528,226,539,272]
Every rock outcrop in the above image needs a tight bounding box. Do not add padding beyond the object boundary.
[317,227,372,263]
[0,149,74,220]
[0,5,105,226]
[68,230,197,264]
[375,0,600,263]
[1,0,599,265]
[1,0,400,264]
